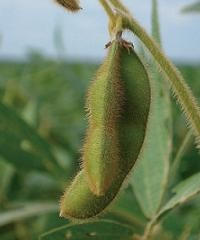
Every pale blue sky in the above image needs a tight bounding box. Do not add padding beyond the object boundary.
[0,0,200,62]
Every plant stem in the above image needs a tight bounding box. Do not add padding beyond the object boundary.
[99,0,115,19]
[122,14,200,144]
[141,218,157,240]
[151,0,162,46]
[108,0,130,15]
[99,0,119,37]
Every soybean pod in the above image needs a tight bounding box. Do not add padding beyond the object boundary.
[83,41,124,196]
[60,37,151,219]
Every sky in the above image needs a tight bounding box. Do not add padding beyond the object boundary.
[0,0,200,62]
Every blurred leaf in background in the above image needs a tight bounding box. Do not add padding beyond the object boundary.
[0,51,98,239]
[181,1,200,14]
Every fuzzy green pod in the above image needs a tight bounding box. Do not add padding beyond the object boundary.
[83,42,124,196]
[60,39,151,219]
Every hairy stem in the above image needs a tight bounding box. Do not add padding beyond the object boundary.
[99,0,115,19]
[108,0,130,15]
[122,14,200,144]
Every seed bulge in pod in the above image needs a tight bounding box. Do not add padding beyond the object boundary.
[83,41,124,196]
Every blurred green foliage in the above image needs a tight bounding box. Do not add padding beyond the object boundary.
[181,1,200,13]
[0,53,200,239]
[0,55,96,239]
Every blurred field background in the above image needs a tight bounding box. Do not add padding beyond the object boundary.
[0,0,200,239]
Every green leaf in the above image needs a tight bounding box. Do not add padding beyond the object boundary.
[0,158,14,201]
[0,202,58,227]
[107,188,146,233]
[157,172,200,219]
[131,0,172,218]
[110,187,146,224]
[181,1,200,14]
[169,131,193,186]
[0,102,59,173]
[39,220,135,240]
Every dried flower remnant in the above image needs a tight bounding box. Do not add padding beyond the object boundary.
[55,0,82,12]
